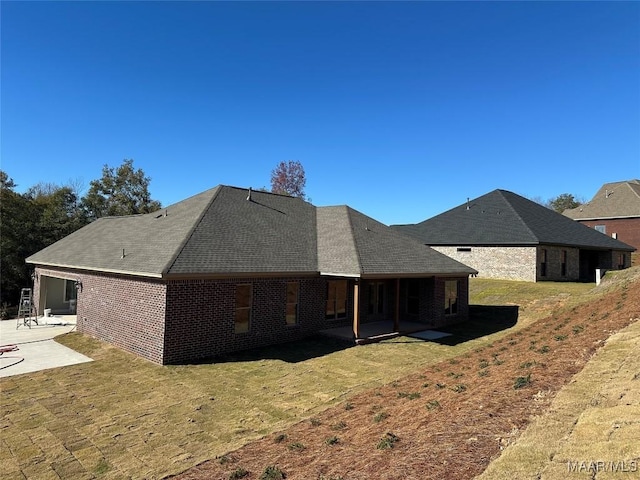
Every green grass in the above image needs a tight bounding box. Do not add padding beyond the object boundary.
[0,279,602,479]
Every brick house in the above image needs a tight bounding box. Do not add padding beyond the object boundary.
[392,189,635,283]
[26,186,476,365]
[563,179,640,252]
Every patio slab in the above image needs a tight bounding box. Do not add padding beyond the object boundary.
[0,315,93,378]
[320,320,432,341]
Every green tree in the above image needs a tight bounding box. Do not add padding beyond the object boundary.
[548,193,582,213]
[82,159,161,219]
[1,171,36,304]
[27,182,88,247]
[270,160,307,199]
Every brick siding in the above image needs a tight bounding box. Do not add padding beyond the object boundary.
[163,277,332,364]
[432,246,538,282]
[34,267,167,364]
[577,218,640,251]
[33,268,472,365]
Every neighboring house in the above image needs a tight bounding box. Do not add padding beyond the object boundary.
[563,179,640,252]
[26,186,476,365]
[392,189,635,283]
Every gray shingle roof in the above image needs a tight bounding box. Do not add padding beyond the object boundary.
[317,206,476,277]
[392,189,635,251]
[27,185,476,278]
[563,180,640,220]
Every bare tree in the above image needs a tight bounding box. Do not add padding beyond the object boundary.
[270,160,307,199]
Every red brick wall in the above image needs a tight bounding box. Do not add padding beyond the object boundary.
[577,218,640,251]
[163,277,330,364]
[35,267,167,364]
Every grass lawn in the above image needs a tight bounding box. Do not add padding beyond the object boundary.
[0,277,612,479]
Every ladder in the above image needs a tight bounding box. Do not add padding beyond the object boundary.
[17,288,38,329]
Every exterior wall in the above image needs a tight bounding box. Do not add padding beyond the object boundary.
[431,246,537,282]
[432,276,470,328]
[34,267,167,364]
[164,276,331,364]
[536,246,580,282]
[577,218,640,251]
[359,277,469,328]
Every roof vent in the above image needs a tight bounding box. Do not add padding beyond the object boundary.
[164,209,168,217]
[121,248,126,259]
[466,197,470,210]
[246,187,252,201]
[605,189,613,198]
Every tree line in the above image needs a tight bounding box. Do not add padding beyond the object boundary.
[0,159,160,308]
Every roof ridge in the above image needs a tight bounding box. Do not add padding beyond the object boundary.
[160,186,222,275]
[344,206,364,276]
[497,190,539,241]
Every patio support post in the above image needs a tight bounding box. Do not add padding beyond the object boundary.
[353,280,360,339]
[394,278,400,332]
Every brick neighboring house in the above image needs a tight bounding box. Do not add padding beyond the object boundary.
[563,179,640,252]
[26,186,476,365]
[392,189,635,283]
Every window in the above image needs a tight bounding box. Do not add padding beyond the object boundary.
[64,279,77,303]
[561,250,567,277]
[594,225,606,234]
[326,280,348,320]
[444,280,458,316]
[367,282,385,315]
[618,253,626,270]
[540,249,547,277]
[407,280,419,315]
[235,284,252,333]
[286,282,299,325]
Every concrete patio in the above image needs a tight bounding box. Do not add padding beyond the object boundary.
[0,315,92,378]
[320,320,440,342]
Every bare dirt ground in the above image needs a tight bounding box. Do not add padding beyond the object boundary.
[173,270,640,480]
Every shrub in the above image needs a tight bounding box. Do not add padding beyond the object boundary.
[397,391,421,400]
[425,400,441,410]
[260,466,285,480]
[274,433,287,444]
[331,421,347,431]
[287,442,305,451]
[377,432,399,450]
[373,412,389,423]
[325,436,339,446]
[229,467,249,480]
[513,374,532,390]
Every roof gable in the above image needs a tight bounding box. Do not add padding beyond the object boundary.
[393,189,635,251]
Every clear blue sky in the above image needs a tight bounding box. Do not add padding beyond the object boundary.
[2,1,639,225]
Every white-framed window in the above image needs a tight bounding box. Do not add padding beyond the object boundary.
[444,280,459,316]
[235,284,252,334]
[286,282,299,325]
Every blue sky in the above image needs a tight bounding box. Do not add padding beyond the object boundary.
[2,1,639,225]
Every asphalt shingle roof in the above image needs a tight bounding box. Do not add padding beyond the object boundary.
[392,189,635,251]
[563,180,640,220]
[27,185,476,278]
[317,206,476,277]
